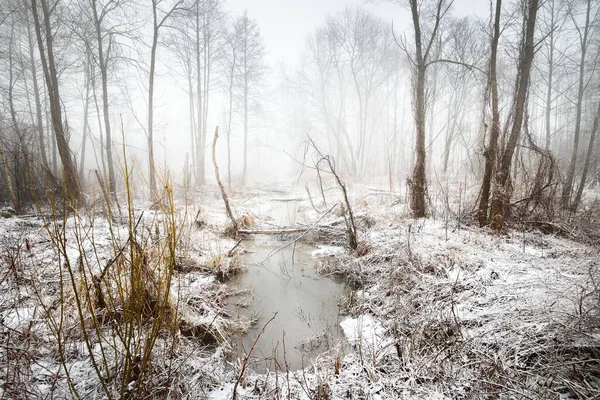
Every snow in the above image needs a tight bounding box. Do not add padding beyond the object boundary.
[311,245,346,258]
[1,184,599,398]
[1,307,36,329]
[340,314,385,348]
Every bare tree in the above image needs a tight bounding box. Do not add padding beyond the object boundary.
[234,11,265,186]
[148,0,183,199]
[489,0,540,231]
[405,0,453,217]
[561,0,599,209]
[86,0,129,197]
[192,0,224,185]
[23,0,49,170]
[477,0,502,227]
[222,20,240,190]
[539,0,567,151]
[167,12,197,182]
[297,7,398,178]
[572,99,600,210]
[30,0,81,202]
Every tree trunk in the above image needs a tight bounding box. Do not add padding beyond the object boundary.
[79,54,92,178]
[31,0,81,203]
[148,26,158,199]
[242,82,248,185]
[478,0,502,227]
[572,100,600,211]
[92,0,116,196]
[544,0,556,150]
[201,16,210,185]
[408,0,428,218]
[187,67,196,183]
[195,1,204,185]
[426,65,438,175]
[561,0,592,209]
[489,0,539,231]
[411,64,427,217]
[226,50,236,191]
[24,3,49,169]
[91,68,107,177]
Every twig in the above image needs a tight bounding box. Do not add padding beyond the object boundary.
[232,312,278,400]
[227,239,243,258]
[307,136,358,250]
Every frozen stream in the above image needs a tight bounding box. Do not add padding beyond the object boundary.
[226,196,346,372]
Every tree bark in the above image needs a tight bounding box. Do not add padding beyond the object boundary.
[478,0,502,227]
[408,0,428,218]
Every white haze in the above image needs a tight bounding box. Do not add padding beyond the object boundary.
[66,0,490,190]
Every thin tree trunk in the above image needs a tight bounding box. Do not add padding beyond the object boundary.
[187,67,196,183]
[148,4,159,199]
[201,17,210,184]
[572,100,600,211]
[7,22,22,208]
[195,1,204,185]
[242,82,248,185]
[91,67,107,178]
[478,0,502,227]
[148,31,158,198]
[426,65,438,175]
[226,49,236,191]
[24,2,48,169]
[212,126,237,235]
[561,0,592,208]
[79,55,92,178]
[544,0,556,150]
[92,0,116,196]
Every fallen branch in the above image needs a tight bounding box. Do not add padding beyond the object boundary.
[212,126,238,237]
[237,227,307,235]
[264,203,339,261]
[227,239,243,257]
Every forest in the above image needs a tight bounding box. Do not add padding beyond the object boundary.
[0,0,599,398]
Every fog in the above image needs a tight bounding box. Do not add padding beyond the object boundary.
[1,1,600,397]
[1,0,512,197]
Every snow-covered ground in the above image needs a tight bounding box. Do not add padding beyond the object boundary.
[0,184,598,399]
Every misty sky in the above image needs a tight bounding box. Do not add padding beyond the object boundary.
[225,0,488,68]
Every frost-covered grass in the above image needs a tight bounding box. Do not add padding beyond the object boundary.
[1,182,599,399]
